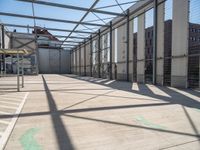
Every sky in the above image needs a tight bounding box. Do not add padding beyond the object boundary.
[0,0,136,43]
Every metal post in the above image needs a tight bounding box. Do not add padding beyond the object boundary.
[126,9,130,81]
[1,25,5,76]
[59,49,61,74]
[79,45,81,76]
[76,49,78,74]
[17,51,20,92]
[109,21,113,80]
[32,2,39,75]
[69,51,71,74]
[21,55,24,88]
[84,40,86,76]
[98,29,101,78]
[153,0,158,85]
[11,55,13,73]
[199,56,200,89]
[3,54,6,76]
[90,35,93,77]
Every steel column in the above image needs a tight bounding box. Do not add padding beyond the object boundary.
[1,25,5,75]
[21,55,24,88]
[79,45,81,75]
[17,52,20,92]
[109,21,113,80]
[126,9,130,81]
[90,35,93,77]
[98,29,101,78]
[84,40,86,76]
[153,0,158,85]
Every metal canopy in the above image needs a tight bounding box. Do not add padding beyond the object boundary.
[0,0,141,50]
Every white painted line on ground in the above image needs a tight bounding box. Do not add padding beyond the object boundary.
[0,120,9,125]
[0,97,21,102]
[0,92,29,150]
[0,111,11,115]
[0,105,17,110]
[0,101,19,106]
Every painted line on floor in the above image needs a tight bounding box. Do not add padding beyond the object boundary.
[0,101,19,106]
[20,128,42,150]
[0,92,29,150]
[135,116,166,130]
[0,105,18,110]
[0,111,11,115]
[0,97,22,101]
[0,120,10,125]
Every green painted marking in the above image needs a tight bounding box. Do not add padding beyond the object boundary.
[19,128,42,150]
[135,116,166,130]
[195,109,200,112]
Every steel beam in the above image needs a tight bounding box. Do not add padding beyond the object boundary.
[7,31,90,40]
[153,0,158,85]
[62,0,100,48]
[17,0,125,16]
[4,23,93,34]
[109,21,113,80]
[126,9,130,81]
[95,1,137,10]
[0,12,107,27]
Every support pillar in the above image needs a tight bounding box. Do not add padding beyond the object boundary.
[84,40,86,76]
[156,2,164,85]
[21,55,24,88]
[137,14,145,83]
[75,49,78,75]
[17,52,20,92]
[171,0,188,88]
[98,29,101,78]
[1,25,5,75]
[153,0,158,85]
[126,9,130,81]
[129,15,134,82]
[79,46,81,76]
[109,21,113,80]
[90,35,93,77]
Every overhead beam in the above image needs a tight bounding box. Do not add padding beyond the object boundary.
[6,31,90,40]
[62,0,100,47]
[11,36,82,44]
[0,12,107,27]
[4,23,93,34]
[95,1,138,10]
[17,0,125,16]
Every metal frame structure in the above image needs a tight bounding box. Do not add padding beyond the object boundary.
[0,0,163,86]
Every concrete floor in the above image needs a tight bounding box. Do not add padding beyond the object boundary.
[0,74,200,150]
